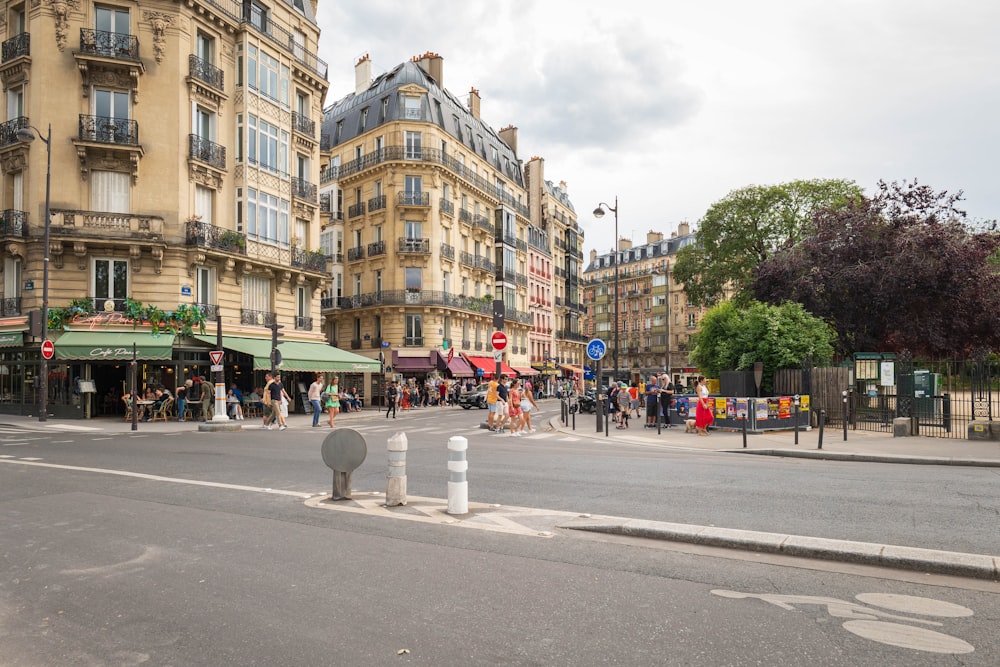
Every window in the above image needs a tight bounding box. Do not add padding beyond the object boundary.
[247,114,288,174]
[442,271,451,294]
[245,188,288,244]
[292,28,306,61]
[246,45,289,105]
[195,266,215,306]
[195,185,214,224]
[243,1,269,32]
[4,258,21,302]
[461,276,468,295]
[404,131,421,159]
[405,313,422,345]
[404,220,422,240]
[6,85,23,121]
[380,97,389,122]
[353,274,361,296]
[94,258,128,302]
[91,171,129,213]
[196,32,214,64]
[359,107,368,132]
[375,270,382,296]
[405,268,421,293]
[404,96,420,119]
[296,286,308,319]
[96,5,129,35]
[242,274,271,313]
[194,105,215,142]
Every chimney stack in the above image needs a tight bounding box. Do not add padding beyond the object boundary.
[468,87,481,119]
[355,53,372,95]
[499,125,518,155]
[678,222,691,236]
[413,51,443,87]
[590,249,598,263]
[618,237,633,251]
[647,231,664,244]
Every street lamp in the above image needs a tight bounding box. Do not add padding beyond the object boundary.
[593,198,619,384]
[17,124,52,422]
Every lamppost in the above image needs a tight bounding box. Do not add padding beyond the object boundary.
[593,198,618,384]
[17,124,52,422]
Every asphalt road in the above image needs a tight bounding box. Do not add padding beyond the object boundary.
[1,409,999,665]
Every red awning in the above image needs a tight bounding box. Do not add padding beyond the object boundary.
[392,351,435,373]
[513,366,539,376]
[463,354,516,378]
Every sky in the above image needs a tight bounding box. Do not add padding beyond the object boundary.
[314,1,1000,257]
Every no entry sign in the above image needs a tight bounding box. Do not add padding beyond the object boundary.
[491,331,507,351]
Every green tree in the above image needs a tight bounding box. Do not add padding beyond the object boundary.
[673,179,862,306]
[690,300,836,393]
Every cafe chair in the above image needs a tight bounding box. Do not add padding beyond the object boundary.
[122,395,133,422]
[151,397,174,423]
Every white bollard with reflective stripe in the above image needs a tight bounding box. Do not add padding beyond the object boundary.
[447,435,468,515]
[386,432,408,506]
[212,382,229,421]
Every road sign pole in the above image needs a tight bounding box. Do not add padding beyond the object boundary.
[213,314,227,421]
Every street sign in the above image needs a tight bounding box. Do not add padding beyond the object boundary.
[209,350,224,365]
[210,364,224,372]
[40,339,54,360]
[491,331,508,350]
[447,347,455,363]
[586,339,607,361]
[493,348,502,362]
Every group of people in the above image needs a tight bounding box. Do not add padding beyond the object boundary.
[484,375,540,437]
[306,374,362,428]
[597,373,714,435]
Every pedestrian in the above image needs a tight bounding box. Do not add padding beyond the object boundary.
[695,376,714,436]
[438,380,448,407]
[617,382,631,428]
[275,373,290,430]
[486,375,500,431]
[400,383,411,410]
[261,373,275,428]
[644,375,660,427]
[200,376,214,421]
[520,378,540,433]
[628,381,640,419]
[507,378,523,436]
[385,380,398,418]
[659,373,675,428]
[324,374,340,427]
[176,379,191,422]
[308,373,324,427]
[495,375,510,433]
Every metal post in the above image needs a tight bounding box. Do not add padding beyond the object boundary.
[793,397,800,445]
[741,416,747,448]
[386,432,407,506]
[213,314,228,421]
[842,389,848,441]
[130,343,138,431]
[595,360,603,433]
[572,408,575,431]
[446,436,468,514]
[818,410,826,449]
[943,392,951,433]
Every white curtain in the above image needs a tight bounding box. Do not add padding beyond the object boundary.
[242,275,271,312]
[91,170,130,213]
[195,185,213,224]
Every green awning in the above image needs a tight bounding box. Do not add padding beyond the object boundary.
[55,331,175,361]
[196,336,380,373]
[0,331,23,347]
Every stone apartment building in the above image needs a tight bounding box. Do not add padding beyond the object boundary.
[582,225,704,387]
[0,0,377,418]
[318,53,583,393]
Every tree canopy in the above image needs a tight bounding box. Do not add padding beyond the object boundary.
[673,179,862,307]
[689,300,836,392]
[752,180,1000,356]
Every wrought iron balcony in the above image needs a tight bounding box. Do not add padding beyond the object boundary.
[319,192,331,213]
[461,339,471,350]
[0,116,29,147]
[404,336,424,347]
[185,219,246,255]
[79,29,139,60]
[78,114,139,146]
[320,296,337,310]
[335,290,498,315]
[397,192,430,207]
[292,111,315,138]
[459,208,472,224]
[290,248,329,273]
[474,341,484,351]
[398,238,430,254]
[348,202,366,218]
[87,297,127,312]
[347,246,366,261]
[295,316,313,331]
[2,32,28,62]
[370,337,383,349]
[440,243,455,261]
[195,303,219,320]
[368,195,386,212]
[189,134,226,169]
[291,177,317,203]
[440,198,454,216]
[460,251,475,267]
[1,297,21,316]
[473,255,493,272]
[0,209,27,237]
[350,339,362,349]
[367,240,386,257]
[473,214,492,232]
[188,54,224,91]
[241,309,276,327]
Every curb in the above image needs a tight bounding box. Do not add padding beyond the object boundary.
[726,448,1000,468]
[562,518,1000,581]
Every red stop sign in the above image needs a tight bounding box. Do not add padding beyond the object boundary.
[41,339,55,360]
[491,331,507,350]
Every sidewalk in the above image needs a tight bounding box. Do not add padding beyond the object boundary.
[548,413,1000,467]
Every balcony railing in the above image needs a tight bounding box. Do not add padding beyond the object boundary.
[440,198,454,216]
[398,191,430,207]
[350,339,362,349]
[88,297,127,312]
[440,243,455,261]
[78,114,139,146]
[473,255,493,272]
[319,192,331,213]
[79,29,139,60]
[290,248,329,273]
[459,208,472,224]
[185,219,246,255]
[347,246,365,261]
[291,111,315,138]
[368,195,386,212]
[459,251,474,267]
[398,238,430,254]
[0,116,29,147]
[367,240,386,257]
[295,316,313,331]
[404,336,424,347]
[195,303,219,320]
[1,32,29,62]
[291,177,317,203]
[348,202,366,218]
[188,134,226,170]
[0,209,28,237]
[188,54,224,91]
[0,296,21,316]
[241,309,276,327]
[473,215,493,234]
[461,339,471,350]
[334,290,532,324]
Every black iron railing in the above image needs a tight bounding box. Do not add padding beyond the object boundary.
[398,192,430,207]
[189,134,226,169]
[185,220,246,255]
[1,297,21,316]
[88,297,127,312]
[319,192,331,213]
[333,290,531,323]
[2,32,29,62]
[290,248,328,273]
[291,111,315,137]
[195,303,219,320]
[368,195,386,212]
[0,116,29,147]
[440,199,454,216]
[348,202,365,218]
[79,115,139,146]
[459,208,472,224]
[241,309,276,327]
[79,29,139,60]
[0,209,28,237]
[367,240,386,257]
[459,251,474,267]
[347,246,365,261]
[350,339,362,349]
[404,337,423,347]
[295,316,313,331]
[473,255,493,272]
[188,54,224,91]
[398,238,430,254]
[440,243,455,261]
[291,177,316,202]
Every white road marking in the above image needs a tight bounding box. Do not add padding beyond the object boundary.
[20,457,42,461]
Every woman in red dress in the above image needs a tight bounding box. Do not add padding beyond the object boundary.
[400,384,411,411]
[695,376,714,436]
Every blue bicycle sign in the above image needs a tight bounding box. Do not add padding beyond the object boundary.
[587,339,607,361]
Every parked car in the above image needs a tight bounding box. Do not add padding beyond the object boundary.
[458,383,490,409]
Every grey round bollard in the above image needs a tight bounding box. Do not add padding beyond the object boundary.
[321,428,367,500]
[386,432,408,506]
[447,435,468,515]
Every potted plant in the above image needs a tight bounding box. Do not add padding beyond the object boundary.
[218,230,245,252]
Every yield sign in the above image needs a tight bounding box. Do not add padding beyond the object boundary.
[209,350,224,365]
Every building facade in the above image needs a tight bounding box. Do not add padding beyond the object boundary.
[582,225,703,387]
[318,53,541,387]
[0,0,376,418]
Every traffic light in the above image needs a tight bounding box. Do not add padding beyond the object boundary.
[269,323,284,371]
